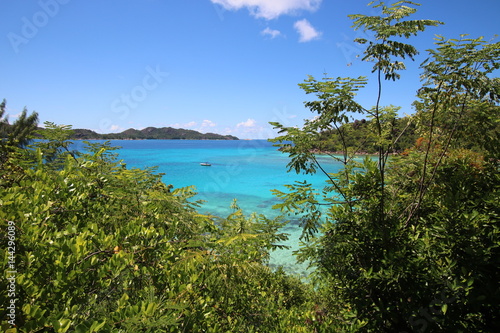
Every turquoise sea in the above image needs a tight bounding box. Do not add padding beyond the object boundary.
[72,139,341,277]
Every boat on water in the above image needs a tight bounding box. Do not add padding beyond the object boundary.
[200,162,211,166]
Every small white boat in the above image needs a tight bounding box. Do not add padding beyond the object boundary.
[200,162,211,166]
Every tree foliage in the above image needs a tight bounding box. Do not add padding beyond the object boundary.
[311,113,418,154]
[1,123,338,332]
[0,99,39,154]
[270,1,500,331]
[2,1,500,332]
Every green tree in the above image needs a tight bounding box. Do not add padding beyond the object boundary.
[270,1,500,331]
[2,123,334,332]
[30,121,78,169]
[0,99,39,154]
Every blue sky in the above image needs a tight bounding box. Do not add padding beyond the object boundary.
[1,0,499,139]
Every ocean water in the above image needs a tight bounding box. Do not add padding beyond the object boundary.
[72,139,341,277]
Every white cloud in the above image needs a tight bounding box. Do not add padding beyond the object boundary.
[237,118,256,128]
[211,0,321,20]
[169,120,217,133]
[233,118,267,139]
[261,27,282,38]
[201,119,217,128]
[294,19,321,42]
[222,127,235,134]
[110,124,124,132]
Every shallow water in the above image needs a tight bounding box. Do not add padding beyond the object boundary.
[72,139,341,277]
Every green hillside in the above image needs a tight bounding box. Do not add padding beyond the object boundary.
[71,126,239,140]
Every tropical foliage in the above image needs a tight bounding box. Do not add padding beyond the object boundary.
[0,99,39,154]
[1,1,499,332]
[270,1,500,331]
[0,121,334,332]
[312,114,419,154]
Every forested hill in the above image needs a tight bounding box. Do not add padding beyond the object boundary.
[67,126,239,140]
[312,116,419,154]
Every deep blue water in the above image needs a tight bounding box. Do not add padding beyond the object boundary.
[72,139,341,276]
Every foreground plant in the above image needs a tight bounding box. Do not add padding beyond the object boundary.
[1,122,337,332]
[271,1,500,331]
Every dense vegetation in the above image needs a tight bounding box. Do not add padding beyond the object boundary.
[270,1,500,331]
[311,114,419,154]
[1,1,499,332]
[65,126,238,141]
[1,115,327,332]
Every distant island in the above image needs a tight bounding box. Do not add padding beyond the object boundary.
[67,126,239,140]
